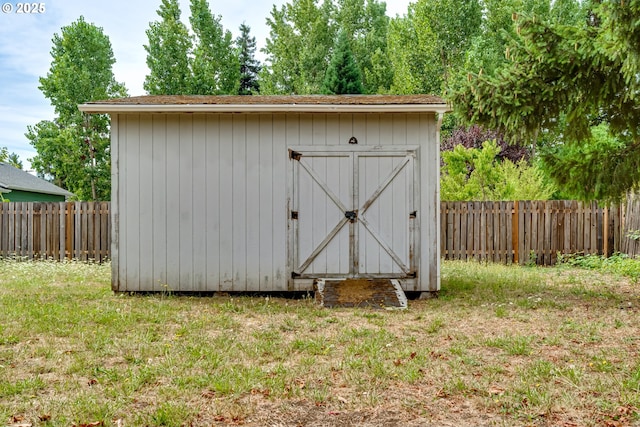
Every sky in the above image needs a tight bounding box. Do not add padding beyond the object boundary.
[0,0,411,170]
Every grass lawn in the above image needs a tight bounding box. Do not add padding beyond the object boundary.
[0,259,639,427]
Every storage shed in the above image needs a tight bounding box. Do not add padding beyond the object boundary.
[79,95,448,295]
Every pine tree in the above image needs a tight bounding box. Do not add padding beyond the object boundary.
[322,31,364,94]
[236,23,261,95]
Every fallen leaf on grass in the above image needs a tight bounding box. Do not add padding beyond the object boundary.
[201,389,216,398]
[72,421,104,427]
[488,386,505,396]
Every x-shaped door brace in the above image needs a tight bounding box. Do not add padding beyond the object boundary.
[294,154,412,275]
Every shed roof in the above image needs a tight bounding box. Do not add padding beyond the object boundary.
[0,162,73,197]
[79,94,450,114]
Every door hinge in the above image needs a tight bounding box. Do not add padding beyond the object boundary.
[291,211,299,220]
[291,271,301,279]
[408,271,417,278]
[410,210,417,219]
[289,149,302,161]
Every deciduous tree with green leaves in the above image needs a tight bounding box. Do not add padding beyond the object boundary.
[144,0,192,95]
[26,16,127,200]
[387,0,482,95]
[261,0,336,94]
[0,147,22,169]
[441,140,556,201]
[189,0,239,95]
[449,0,640,201]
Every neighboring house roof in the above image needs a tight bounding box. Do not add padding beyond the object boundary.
[79,94,450,114]
[0,162,73,197]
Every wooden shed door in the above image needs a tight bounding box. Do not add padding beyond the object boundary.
[288,146,418,280]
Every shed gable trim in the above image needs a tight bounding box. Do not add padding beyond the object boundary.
[79,103,449,114]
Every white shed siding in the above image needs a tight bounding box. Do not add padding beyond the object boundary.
[111,112,439,292]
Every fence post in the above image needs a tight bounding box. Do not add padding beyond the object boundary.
[604,206,609,257]
[512,200,519,264]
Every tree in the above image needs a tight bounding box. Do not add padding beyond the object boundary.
[441,140,556,201]
[27,17,127,200]
[189,0,239,94]
[441,125,531,164]
[0,147,23,169]
[144,0,192,95]
[448,0,640,201]
[236,23,261,95]
[322,31,364,94]
[387,0,482,95]
[261,0,336,94]
[261,0,390,94]
[336,0,391,93]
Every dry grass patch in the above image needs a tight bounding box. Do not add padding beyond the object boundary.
[0,259,639,426]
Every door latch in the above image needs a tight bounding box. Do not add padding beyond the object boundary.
[345,210,358,222]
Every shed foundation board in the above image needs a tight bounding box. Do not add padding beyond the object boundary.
[315,278,407,309]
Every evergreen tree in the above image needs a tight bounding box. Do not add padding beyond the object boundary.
[144,0,192,94]
[448,0,640,201]
[189,0,239,94]
[236,23,261,95]
[322,31,364,94]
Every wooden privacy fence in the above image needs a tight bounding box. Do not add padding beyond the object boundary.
[0,202,110,262]
[2,199,640,265]
[441,200,624,265]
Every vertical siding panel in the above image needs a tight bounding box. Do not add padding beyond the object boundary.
[259,114,274,291]
[165,115,181,291]
[179,115,194,291]
[138,115,154,290]
[300,113,313,145]
[312,155,328,274]
[325,115,344,273]
[219,115,234,291]
[362,154,380,273]
[110,115,120,290]
[206,115,221,291]
[192,114,207,291]
[310,119,328,271]
[246,115,261,291]
[152,114,167,291]
[419,113,438,291]
[314,113,328,145]
[339,113,353,145]
[365,113,380,146]
[124,115,140,291]
[379,113,393,145]
[232,115,247,291]
[353,113,366,145]
[271,114,287,291]
[392,114,407,145]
